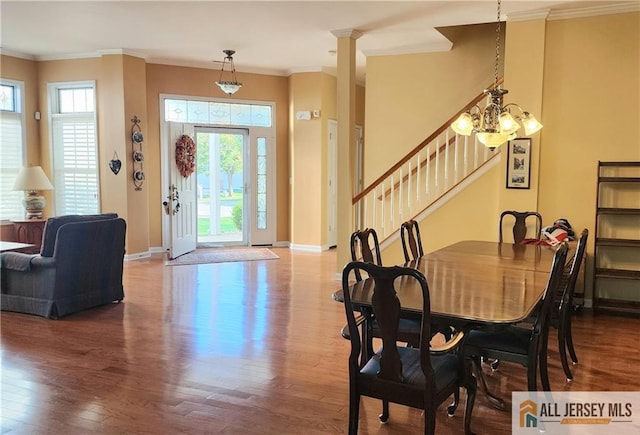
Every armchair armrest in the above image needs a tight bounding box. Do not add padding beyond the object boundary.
[430,330,465,354]
[0,252,38,271]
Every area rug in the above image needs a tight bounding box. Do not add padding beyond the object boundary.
[165,247,279,266]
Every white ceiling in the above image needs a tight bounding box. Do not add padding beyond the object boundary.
[1,1,637,82]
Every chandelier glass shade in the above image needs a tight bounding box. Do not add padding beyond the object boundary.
[450,0,542,149]
[215,50,243,95]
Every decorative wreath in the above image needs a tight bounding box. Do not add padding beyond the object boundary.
[175,134,196,178]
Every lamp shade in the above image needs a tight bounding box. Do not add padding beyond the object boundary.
[13,166,54,191]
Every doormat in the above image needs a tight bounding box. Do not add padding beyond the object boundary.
[165,247,279,266]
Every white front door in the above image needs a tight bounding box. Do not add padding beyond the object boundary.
[167,122,197,259]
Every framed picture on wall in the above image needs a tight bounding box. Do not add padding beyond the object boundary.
[506,138,531,189]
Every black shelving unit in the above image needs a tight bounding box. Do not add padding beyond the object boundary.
[593,161,640,315]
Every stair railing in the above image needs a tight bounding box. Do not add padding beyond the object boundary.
[353,83,504,241]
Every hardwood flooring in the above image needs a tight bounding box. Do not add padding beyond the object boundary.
[2,248,639,434]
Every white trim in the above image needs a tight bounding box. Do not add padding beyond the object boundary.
[0,48,34,60]
[548,2,640,20]
[272,241,290,248]
[290,243,323,252]
[124,251,151,262]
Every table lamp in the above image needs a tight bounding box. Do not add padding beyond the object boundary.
[12,166,54,219]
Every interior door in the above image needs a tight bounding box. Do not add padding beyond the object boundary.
[168,122,197,259]
[327,120,338,248]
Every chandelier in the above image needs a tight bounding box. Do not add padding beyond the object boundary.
[215,50,243,95]
[451,0,542,149]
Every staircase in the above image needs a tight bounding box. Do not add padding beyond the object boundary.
[353,86,503,246]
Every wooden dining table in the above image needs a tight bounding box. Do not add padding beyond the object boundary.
[334,239,566,409]
[337,240,562,329]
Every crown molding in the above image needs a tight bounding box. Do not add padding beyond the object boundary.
[507,2,639,22]
[0,48,35,60]
[330,29,364,39]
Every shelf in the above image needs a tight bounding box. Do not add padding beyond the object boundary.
[594,298,640,317]
[599,162,640,167]
[597,207,640,215]
[595,238,640,247]
[599,177,640,182]
[595,268,640,280]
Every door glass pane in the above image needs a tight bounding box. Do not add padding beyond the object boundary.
[196,130,244,245]
[256,137,267,230]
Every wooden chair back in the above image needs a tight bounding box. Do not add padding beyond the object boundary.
[499,211,543,244]
[400,220,424,262]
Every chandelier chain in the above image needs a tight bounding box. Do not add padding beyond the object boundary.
[494,0,501,90]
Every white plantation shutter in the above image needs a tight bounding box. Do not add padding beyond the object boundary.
[0,81,25,221]
[49,82,99,215]
[52,114,99,214]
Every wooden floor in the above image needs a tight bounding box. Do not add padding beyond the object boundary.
[2,248,639,434]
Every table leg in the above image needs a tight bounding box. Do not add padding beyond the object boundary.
[471,356,506,410]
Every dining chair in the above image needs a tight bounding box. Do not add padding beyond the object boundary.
[499,210,543,244]
[400,219,424,262]
[554,228,588,381]
[463,243,568,396]
[343,228,422,348]
[341,261,476,435]
[401,219,455,341]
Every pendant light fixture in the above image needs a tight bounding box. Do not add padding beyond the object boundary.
[451,0,542,149]
[215,50,243,95]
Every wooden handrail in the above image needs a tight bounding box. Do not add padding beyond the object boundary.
[353,79,503,205]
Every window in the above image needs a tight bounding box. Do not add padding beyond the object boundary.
[164,99,272,127]
[0,80,25,221]
[49,82,99,215]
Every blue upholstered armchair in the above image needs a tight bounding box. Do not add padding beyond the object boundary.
[1,214,126,319]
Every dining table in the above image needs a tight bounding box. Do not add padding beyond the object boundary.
[334,239,567,409]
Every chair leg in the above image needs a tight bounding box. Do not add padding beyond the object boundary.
[349,388,360,435]
[379,400,389,423]
[447,388,460,416]
[558,322,573,381]
[566,316,578,364]
[424,403,436,435]
[539,337,553,391]
[464,375,477,435]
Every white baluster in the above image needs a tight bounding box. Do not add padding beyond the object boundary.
[390,174,394,231]
[464,135,469,176]
[407,161,411,212]
[426,146,430,196]
[364,195,368,229]
[453,130,458,182]
[435,138,440,187]
[416,153,421,200]
[399,168,403,221]
[381,183,385,235]
[445,131,449,185]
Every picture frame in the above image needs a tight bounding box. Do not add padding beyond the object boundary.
[506,138,531,189]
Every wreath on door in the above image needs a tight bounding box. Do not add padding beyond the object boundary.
[175,134,196,178]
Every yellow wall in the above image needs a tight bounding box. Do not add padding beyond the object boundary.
[290,72,323,246]
[537,12,640,299]
[364,23,500,186]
